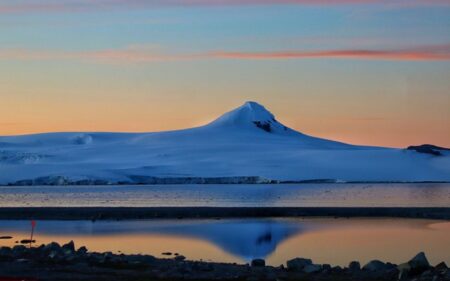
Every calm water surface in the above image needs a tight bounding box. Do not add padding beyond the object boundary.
[0,183,449,207]
[0,218,449,266]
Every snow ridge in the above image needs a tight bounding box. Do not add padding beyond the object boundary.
[0,101,449,185]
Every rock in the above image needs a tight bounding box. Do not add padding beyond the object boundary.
[12,245,27,253]
[48,250,59,259]
[406,144,449,156]
[322,264,332,271]
[408,252,430,275]
[43,242,61,253]
[331,266,343,273]
[303,264,322,273]
[62,241,75,252]
[363,260,387,271]
[286,258,312,271]
[444,270,450,280]
[385,267,400,279]
[349,261,361,271]
[421,270,433,278]
[398,263,412,280]
[77,246,88,255]
[198,262,214,272]
[251,258,265,267]
[386,262,397,269]
[0,247,12,257]
[174,255,186,261]
[435,262,448,271]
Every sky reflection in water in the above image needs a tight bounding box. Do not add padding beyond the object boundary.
[0,218,449,266]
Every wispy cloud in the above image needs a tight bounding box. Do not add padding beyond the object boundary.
[1,44,449,63]
[0,0,448,14]
[211,45,450,61]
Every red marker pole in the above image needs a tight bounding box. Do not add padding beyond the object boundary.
[30,220,36,248]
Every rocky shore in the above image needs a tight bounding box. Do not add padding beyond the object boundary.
[0,241,448,281]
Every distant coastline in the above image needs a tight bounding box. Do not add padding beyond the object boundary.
[2,175,450,186]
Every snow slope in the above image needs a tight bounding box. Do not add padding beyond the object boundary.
[0,101,449,185]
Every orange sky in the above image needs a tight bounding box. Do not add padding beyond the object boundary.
[0,1,449,148]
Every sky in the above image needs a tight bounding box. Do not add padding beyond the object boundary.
[0,0,449,148]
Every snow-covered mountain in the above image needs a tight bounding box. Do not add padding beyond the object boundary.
[0,101,449,185]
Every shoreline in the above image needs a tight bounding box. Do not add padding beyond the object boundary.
[2,180,450,186]
[0,207,449,220]
[0,241,448,281]
[2,176,450,186]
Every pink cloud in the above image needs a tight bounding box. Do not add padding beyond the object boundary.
[210,45,450,61]
[1,44,449,63]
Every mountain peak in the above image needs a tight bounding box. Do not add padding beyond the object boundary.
[242,100,266,110]
[208,101,292,134]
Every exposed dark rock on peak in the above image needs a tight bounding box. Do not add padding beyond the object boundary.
[253,121,272,132]
[407,144,450,156]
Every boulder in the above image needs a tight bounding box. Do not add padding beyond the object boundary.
[12,245,27,254]
[435,261,448,272]
[408,252,430,275]
[397,262,411,280]
[363,260,387,271]
[349,261,361,271]
[303,264,322,273]
[331,266,343,273]
[420,270,433,278]
[48,250,60,259]
[444,269,450,280]
[62,241,75,252]
[286,258,312,271]
[174,255,186,261]
[251,258,265,267]
[77,246,88,255]
[43,242,61,253]
[0,247,12,259]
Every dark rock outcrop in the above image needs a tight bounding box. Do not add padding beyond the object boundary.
[363,260,389,271]
[349,261,361,271]
[408,252,430,275]
[253,121,272,132]
[251,258,265,267]
[286,257,312,271]
[407,144,450,156]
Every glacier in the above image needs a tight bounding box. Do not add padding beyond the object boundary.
[0,101,449,185]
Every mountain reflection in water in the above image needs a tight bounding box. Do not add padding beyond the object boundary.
[1,219,449,266]
[146,220,303,260]
[0,219,304,260]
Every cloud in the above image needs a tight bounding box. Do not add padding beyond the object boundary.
[0,0,448,14]
[210,45,450,61]
[1,44,449,63]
